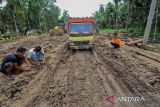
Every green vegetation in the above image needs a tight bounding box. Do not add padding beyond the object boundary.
[101,28,145,37]
[94,0,160,40]
[100,28,126,33]
[0,0,69,37]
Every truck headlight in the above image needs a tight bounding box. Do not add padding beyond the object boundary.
[89,42,93,45]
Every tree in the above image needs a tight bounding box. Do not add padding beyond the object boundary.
[60,10,69,24]
[93,0,160,41]
[0,0,62,35]
[99,4,105,13]
[143,0,157,45]
[113,0,121,27]
[7,0,21,33]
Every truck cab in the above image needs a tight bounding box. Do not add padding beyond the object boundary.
[68,17,95,50]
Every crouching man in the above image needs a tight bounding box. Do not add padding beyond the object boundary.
[26,46,45,66]
[111,32,122,48]
[0,47,32,75]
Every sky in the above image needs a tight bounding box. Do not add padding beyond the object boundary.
[56,0,112,17]
[0,1,6,7]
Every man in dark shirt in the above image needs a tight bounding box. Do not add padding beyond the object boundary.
[0,47,32,75]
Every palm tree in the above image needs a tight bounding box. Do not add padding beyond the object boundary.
[124,0,130,31]
[7,0,21,33]
[113,0,121,27]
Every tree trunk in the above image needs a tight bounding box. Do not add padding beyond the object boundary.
[115,3,118,28]
[43,14,47,32]
[143,0,157,45]
[27,18,31,30]
[125,39,143,46]
[153,4,158,40]
[125,1,130,31]
[12,10,19,34]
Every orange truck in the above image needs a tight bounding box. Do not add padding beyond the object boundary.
[67,17,95,50]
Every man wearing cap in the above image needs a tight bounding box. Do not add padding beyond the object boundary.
[111,33,122,48]
[0,47,32,75]
[26,46,45,65]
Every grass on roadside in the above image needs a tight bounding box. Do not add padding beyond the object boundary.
[100,28,144,37]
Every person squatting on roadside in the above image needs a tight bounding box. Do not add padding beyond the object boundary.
[26,46,45,66]
[0,47,32,75]
[111,32,122,48]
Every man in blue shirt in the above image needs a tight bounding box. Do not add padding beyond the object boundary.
[26,46,45,65]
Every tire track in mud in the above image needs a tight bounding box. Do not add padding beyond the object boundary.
[67,51,107,107]
[18,50,109,107]
[11,42,70,107]
[95,35,160,107]
[23,49,140,107]
[13,47,146,107]
[0,35,69,107]
[23,49,77,107]
[92,49,144,107]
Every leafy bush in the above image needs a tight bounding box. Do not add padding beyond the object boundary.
[7,31,17,37]
[127,28,134,33]
[0,34,3,40]
[37,30,43,34]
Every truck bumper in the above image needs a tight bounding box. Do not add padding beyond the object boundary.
[69,44,94,49]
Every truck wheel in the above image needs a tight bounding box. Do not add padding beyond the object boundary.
[67,43,70,50]
[69,48,76,55]
[89,44,94,52]
[89,48,93,52]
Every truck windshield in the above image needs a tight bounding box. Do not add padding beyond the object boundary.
[70,23,93,33]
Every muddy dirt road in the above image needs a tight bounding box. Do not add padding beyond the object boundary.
[0,34,160,107]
